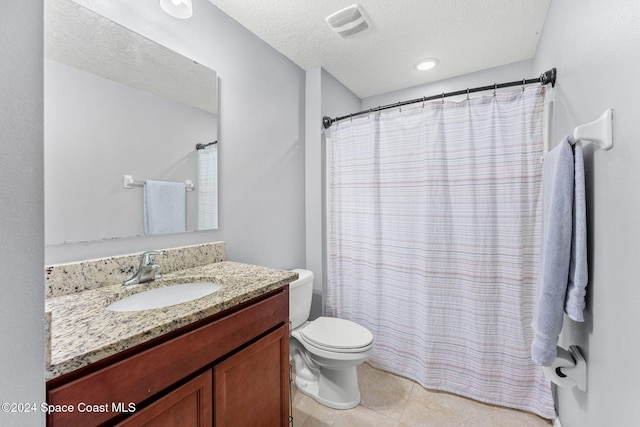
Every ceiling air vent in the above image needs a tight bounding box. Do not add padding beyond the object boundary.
[325,4,370,38]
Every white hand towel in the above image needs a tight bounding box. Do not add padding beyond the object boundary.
[144,180,186,235]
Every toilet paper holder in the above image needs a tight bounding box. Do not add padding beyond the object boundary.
[544,345,587,392]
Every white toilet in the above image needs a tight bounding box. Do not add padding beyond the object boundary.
[289,269,374,409]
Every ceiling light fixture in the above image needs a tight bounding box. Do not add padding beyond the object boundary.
[160,0,193,19]
[414,58,440,71]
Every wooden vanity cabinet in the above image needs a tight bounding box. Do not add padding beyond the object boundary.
[46,287,290,427]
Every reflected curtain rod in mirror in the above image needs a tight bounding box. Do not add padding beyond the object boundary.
[196,140,218,150]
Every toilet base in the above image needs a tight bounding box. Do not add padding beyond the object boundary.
[294,365,361,410]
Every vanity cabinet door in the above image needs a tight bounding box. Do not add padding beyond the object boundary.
[116,371,212,427]
[214,324,290,427]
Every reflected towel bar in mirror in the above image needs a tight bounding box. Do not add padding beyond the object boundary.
[123,175,194,191]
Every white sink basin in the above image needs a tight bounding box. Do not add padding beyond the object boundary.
[107,282,222,312]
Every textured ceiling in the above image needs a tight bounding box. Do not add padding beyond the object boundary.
[208,0,551,98]
[46,0,218,114]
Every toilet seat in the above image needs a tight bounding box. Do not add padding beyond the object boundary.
[299,317,373,353]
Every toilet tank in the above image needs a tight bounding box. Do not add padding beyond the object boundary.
[289,269,314,329]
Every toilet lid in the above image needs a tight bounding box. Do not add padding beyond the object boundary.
[299,317,373,352]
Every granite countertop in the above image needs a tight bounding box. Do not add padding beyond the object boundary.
[46,261,297,380]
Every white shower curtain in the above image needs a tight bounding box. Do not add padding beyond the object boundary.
[326,86,555,418]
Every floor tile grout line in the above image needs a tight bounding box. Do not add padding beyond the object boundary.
[396,381,415,424]
[358,363,416,424]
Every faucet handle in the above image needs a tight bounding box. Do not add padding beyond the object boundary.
[141,250,165,266]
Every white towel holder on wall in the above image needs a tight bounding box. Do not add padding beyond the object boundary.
[573,109,613,150]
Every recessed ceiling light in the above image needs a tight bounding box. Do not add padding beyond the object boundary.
[414,58,439,71]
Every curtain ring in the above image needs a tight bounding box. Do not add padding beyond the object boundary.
[349,113,353,123]
[493,83,497,96]
[466,88,470,101]
[398,102,402,112]
[422,96,426,108]
[522,78,526,92]
[441,93,445,104]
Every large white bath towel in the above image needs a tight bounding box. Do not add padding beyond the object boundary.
[531,136,588,366]
[144,180,186,235]
[565,141,588,321]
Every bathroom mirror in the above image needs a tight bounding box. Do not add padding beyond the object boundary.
[44,0,218,244]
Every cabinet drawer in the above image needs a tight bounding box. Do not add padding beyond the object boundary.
[47,288,288,426]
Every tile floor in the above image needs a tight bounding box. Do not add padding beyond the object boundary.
[291,363,553,427]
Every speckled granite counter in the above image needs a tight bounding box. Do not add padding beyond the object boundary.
[46,242,228,298]
[45,260,297,380]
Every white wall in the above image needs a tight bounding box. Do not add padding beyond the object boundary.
[533,0,640,425]
[0,2,45,426]
[306,68,361,318]
[305,68,323,318]
[46,0,306,269]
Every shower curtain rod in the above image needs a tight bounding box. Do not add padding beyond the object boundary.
[322,68,556,129]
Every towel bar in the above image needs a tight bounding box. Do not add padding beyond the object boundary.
[123,175,194,191]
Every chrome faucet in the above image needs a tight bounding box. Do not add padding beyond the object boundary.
[123,250,164,286]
